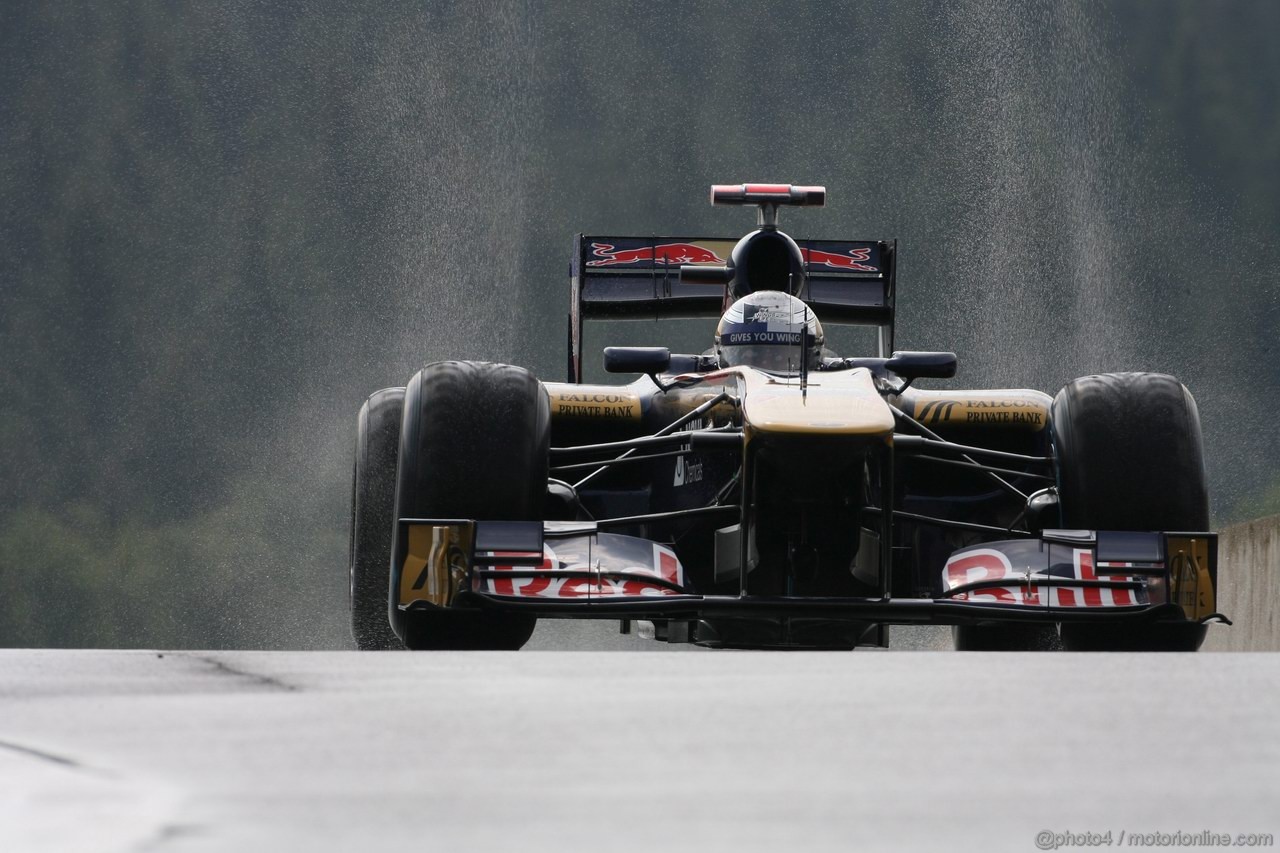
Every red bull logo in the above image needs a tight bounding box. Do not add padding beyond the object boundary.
[800,246,877,272]
[587,242,725,267]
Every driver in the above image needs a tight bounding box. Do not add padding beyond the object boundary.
[714,290,824,373]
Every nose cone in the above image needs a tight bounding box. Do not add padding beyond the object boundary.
[742,369,894,439]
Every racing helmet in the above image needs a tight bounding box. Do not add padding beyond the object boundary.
[715,290,824,373]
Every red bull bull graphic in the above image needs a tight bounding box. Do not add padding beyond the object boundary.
[800,246,877,272]
[587,242,726,267]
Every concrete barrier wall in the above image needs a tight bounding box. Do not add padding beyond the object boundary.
[1204,514,1279,651]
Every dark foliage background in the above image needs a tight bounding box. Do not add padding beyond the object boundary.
[2,1,1277,647]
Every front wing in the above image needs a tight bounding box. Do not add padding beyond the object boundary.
[393,519,1221,628]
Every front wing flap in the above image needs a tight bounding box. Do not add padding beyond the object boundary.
[395,519,687,610]
[940,530,1219,623]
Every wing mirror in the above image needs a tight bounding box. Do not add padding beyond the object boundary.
[603,346,674,392]
[604,346,671,375]
[885,351,957,380]
[679,264,734,285]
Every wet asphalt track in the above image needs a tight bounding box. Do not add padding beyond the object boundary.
[2,646,1277,853]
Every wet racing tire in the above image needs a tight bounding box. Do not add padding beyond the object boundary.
[1052,372,1209,652]
[393,361,546,650]
[349,388,406,650]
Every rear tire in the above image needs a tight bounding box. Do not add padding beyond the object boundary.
[393,361,546,650]
[349,388,406,650]
[1052,372,1209,652]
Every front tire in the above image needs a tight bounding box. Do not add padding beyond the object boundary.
[349,388,406,650]
[392,361,547,650]
[1052,372,1209,652]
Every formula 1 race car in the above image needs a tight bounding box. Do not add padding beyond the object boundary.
[348,183,1227,652]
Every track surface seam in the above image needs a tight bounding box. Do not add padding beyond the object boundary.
[177,652,299,692]
[0,737,103,774]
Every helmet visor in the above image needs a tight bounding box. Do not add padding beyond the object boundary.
[719,330,807,373]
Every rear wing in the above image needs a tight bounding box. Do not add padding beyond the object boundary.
[568,234,896,382]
